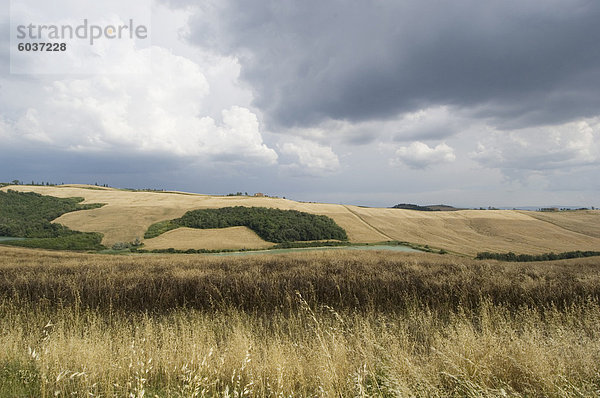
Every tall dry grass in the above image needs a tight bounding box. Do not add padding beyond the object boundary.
[1,246,600,396]
[3,247,600,313]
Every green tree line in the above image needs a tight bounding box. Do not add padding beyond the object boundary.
[476,250,600,262]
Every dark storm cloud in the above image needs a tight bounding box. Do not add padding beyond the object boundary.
[0,147,185,178]
[0,146,286,196]
[182,0,600,130]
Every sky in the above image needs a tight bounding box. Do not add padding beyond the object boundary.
[1,0,599,208]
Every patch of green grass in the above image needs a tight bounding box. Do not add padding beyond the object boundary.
[0,360,41,398]
[383,240,448,254]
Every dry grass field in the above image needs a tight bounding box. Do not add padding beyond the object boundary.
[143,226,275,250]
[2,184,600,254]
[347,206,600,255]
[1,245,600,396]
[525,210,600,238]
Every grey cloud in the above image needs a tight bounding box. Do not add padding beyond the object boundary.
[0,146,184,176]
[392,106,465,142]
[0,145,289,197]
[180,0,600,131]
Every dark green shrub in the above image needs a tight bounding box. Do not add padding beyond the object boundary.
[476,250,600,262]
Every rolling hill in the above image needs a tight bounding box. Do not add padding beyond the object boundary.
[2,184,600,255]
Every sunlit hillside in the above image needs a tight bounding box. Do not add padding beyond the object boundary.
[2,184,599,255]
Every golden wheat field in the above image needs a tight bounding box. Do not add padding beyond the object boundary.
[1,245,600,397]
[2,184,599,254]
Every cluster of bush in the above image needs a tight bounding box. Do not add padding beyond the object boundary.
[0,190,105,250]
[110,238,142,251]
[145,206,348,243]
[133,247,252,254]
[476,250,600,262]
[5,233,105,251]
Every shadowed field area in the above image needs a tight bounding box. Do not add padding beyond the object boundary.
[2,246,600,312]
[1,246,600,396]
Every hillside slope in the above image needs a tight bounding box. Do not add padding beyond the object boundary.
[2,185,599,255]
[143,226,275,251]
[346,206,600,255]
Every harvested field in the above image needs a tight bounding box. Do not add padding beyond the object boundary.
[2,185,600,254]
[142,226,275,250]
[346,206,600,255]
[525,209,600,238]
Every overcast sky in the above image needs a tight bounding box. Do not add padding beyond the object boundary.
[1,0,599,207]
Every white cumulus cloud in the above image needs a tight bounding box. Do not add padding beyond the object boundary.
[392,142,456,169]
[471,119,600,175]
[279,138,340,175]
[3,46,277,165]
